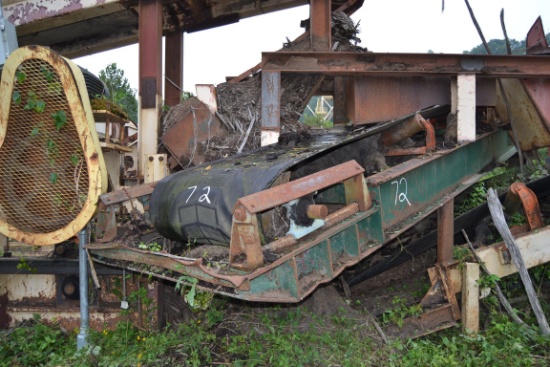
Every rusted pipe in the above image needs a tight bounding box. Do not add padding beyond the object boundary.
[381,114,426,147]
[504,182,543,230]
[263,235,297,254]
[307,204,328,219]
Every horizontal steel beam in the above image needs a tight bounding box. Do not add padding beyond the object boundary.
[0,258,122,275]
[262,52,550,78]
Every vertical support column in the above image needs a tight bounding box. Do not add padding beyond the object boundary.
[457,73,476,144]
[261,71,281,146]
[138,0,163,178]
[450,79,458,114]
[462,262,480,334]
[310,0,331,51]
[333,77,347,124]
[76,227,89,350]
[437,198,454,264]
[165,32,184,107]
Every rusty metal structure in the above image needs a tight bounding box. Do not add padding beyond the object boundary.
[1,0,550,338]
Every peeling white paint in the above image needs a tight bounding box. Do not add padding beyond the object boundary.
[6,274,56,300]
[2,0,123,28]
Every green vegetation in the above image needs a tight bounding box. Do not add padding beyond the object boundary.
[463,32,550,55]
[98,63,138,122]
[303,114,333,129]
[2,272,550,367]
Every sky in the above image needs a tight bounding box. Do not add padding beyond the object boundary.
[74,0,550,95]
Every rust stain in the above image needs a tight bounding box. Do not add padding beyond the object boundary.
[0,293,11,328]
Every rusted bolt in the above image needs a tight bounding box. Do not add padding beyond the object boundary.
[148,156,154,162]
[234,205,249,222]
[159,156,164,162]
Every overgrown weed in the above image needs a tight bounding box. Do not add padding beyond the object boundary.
[3,267,550,366]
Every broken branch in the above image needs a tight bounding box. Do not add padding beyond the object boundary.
[487,188,550,335]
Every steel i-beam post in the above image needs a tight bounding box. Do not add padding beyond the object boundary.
[165,32,184,107]
[138,0,163,177]
[310,0,331,51]
[261,70,281,146]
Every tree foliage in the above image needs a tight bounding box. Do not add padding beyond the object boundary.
[98,63,138,123]
[463,32,550,55]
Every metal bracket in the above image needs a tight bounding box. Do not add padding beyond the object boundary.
[503,182,543,230]
[229,160,370,270]
[383,114,436,156]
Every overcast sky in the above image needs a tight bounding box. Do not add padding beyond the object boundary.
[74,0,550,95]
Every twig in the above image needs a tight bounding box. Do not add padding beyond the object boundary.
[86,249,101,289]
[370,318,389,345]
[215,110,236,132]
[500,9,512,55]
[164,75,184,93]
[461,229,531,329]
[237,108,256,153]
[487,188,550,335]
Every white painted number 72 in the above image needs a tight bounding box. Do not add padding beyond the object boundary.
[391,178,412,207]
[185,185,211,204]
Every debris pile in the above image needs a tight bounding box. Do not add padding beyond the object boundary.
[160,11,367,168]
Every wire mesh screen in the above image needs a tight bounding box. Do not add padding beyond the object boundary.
[0,58,89,234]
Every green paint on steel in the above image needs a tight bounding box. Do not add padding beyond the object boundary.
[316,183,347,204]
[248,259,298,299]
[330,224,360,267]
[372,130,512,230]
[295,240,333,279]
[357,209,384,245]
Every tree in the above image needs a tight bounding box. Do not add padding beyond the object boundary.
[98,63,138,123]
[463,32,550,55]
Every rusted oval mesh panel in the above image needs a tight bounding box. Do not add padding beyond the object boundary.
[0,58,89,234]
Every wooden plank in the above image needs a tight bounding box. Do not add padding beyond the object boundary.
[99,182,157,206]
[461,262,480,334]
[100,141,133,152]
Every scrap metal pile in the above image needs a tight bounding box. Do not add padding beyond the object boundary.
[160,11,367,170]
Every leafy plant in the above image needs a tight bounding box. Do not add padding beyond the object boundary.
[16,257,38,273]
[382,296,423,327]
[51,110,67,131]
[138,241,162,252]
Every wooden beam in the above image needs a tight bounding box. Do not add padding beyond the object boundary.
[461,262,480,334]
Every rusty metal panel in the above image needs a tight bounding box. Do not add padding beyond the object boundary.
[496,78,550,151]
[346,76,451,124]
[522,78,550,131]
[161,98,227,168]
[346,76,496,125]
[261,71,281,129]
[526,16,549,54]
